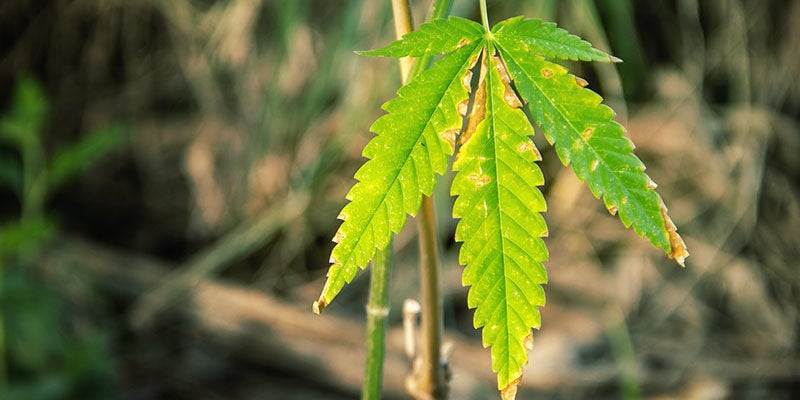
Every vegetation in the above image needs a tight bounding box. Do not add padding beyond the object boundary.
[314,2,687,398]
[1,0,798,399]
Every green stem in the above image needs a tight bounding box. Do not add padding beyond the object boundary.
[390,1,453,399]
[360,2,417,398]
[479,0,490,32]
[361,244,393,400]
[606,309,642,400]
[409,0,454,80]
[416,195,446,399]
[391,0,415,80]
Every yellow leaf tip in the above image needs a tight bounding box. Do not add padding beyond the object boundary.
[501,378,521,400]
[523,333,534,350]
[659,202,689,267]
[312,297,327,314]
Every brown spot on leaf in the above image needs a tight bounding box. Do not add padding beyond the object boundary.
[582,127,594,140]
[469,173,490,187]
[590,159,599,172]
[607,205,618,216]
[504,88,522,108]
[574,76,589,87]
[541,68,554,78]
[456,38,471,49]
[523,333,534,350]
[660,201,689,267]
[460,50,488,146]
[457,98,470,117]
[493,55,523,108]
[333,230,345,243]
[440,129,458,149]
[461,69,473,92]
[493,55,513,83]
[501,378,521,400]
[531,144,542,161]
[312,297,327,314]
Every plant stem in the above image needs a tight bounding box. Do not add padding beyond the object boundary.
[479,0,491,32]
[409,0,453,80]
[360,2,417,398]
[361,244,393,400]
[416,195,447,399]
[606,308,642,400]
[391,0,414,81]
[390,1,452,399]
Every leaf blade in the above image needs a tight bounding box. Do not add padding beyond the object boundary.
[492,16,616,62]
[452,50,549,393]
[315,42,484,311]
[496,43,688,264]
[359,16,484,58]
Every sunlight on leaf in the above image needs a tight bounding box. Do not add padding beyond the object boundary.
[496,42,686,260]
[314,42,484,312]
[452,49,548,392]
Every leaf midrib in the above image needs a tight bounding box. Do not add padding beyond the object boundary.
[486,54,522,383]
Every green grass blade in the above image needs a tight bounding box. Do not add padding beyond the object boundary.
[451,49,549,395]
[48,125,126,191]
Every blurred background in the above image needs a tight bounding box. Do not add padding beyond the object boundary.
[1,0,798,399]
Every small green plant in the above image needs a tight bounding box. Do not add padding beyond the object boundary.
[314,2,688,399]
[0,75,123,399]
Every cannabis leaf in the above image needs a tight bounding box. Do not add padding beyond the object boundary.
[451,49,548,395]
[313,38,484,312]
[495,42,687,264]
[358,16,484,58]
[315,14,688,399]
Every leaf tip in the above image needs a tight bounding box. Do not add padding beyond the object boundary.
[609,55,623,63]
[312,297,328,314]
[574,76,589,88]
[659,202,689,267]
[501,378,521,400]
[523,333,534,350]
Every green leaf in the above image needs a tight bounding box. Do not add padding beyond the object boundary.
[451,49,548,393]
[492,16,617,62]
[48,124,126,190]
[315,13,688,400]
[0,217,56,258]
[358,16,484,58]
[314,42,484,312]
[0,75,48,148]
[495,43,687,265]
